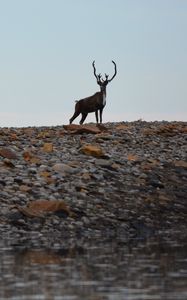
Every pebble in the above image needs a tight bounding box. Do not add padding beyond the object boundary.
[0,121,186,242]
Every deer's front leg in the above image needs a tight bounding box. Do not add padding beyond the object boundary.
[99,108,103,123]
[95,110,99,123]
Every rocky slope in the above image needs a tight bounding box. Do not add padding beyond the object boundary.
[0,121,187,244]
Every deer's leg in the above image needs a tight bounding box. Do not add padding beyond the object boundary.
[95,110,99,123]
[69,111,80,124]
[99,108,103,123]
[80,113,88,125]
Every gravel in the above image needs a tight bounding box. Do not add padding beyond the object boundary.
[0,120,186,243]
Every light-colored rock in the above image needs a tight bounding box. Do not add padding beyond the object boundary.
[52,163,78,174]
[80,144,105,157]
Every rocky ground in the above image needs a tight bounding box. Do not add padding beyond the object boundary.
[0,121,187,244]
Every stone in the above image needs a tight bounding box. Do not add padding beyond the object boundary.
[52,163,78,174]
[0,147,18,159]
[95,133,114,140]
[3,158,15,168]
[80,144,105,157]
[19,185,32,192]
[63,124,101,134]
[174,160,187,168]
[17,199,72,218]
[42,143,53,153]
[94,159,112,167]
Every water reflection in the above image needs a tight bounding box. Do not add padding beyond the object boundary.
[0,234,187,300]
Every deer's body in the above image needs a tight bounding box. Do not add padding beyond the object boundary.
[70,89,106,124]
[69,60,117,124]
[76,90,106,113]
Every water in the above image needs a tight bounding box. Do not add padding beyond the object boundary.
[0,233,187,300]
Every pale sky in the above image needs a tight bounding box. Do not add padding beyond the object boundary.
[0,0,186,127]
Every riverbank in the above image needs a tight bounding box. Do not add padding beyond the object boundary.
[0,121,186,244]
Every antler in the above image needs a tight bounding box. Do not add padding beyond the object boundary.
[108,60,117,82]
[92,61,97,79]
[105,73,109,81]
[92,60,117,84]
[92,61,103,84]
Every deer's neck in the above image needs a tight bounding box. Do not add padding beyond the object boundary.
[102,91,106,106]
[100,87,106,106]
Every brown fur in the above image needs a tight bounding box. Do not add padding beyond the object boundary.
[69,90,106,124]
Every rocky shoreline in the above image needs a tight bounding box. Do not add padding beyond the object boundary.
[0,121,187,245]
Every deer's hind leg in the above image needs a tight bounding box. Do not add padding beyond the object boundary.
[69,110,80,124]
[80,113,88,124]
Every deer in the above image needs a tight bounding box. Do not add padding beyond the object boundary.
[69,60,117,124]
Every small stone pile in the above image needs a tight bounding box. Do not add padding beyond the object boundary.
[0,121,186,242]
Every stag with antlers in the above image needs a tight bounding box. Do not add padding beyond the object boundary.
[69,60,117,124]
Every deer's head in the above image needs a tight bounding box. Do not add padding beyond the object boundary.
[92,60,117,92]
